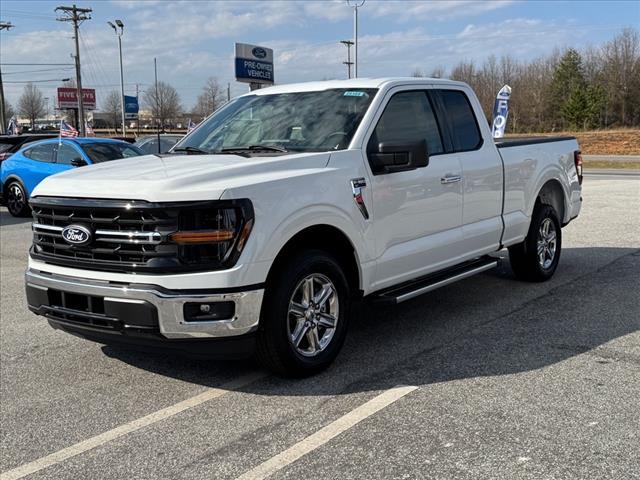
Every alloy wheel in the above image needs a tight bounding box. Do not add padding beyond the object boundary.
[287,273,339,357]
[536,217,557,269]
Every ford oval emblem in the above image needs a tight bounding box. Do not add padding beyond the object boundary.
[61,225,92,246]
[252,47,267,59]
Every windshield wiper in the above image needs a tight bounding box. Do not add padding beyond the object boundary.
[173,146,210,154]
[221,144,288,153]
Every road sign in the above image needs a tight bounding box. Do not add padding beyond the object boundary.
[235,43,274,85]
[57,87,96,110]
[124,95,139,120]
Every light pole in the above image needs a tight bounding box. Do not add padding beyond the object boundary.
[346,1,365,78]
[108,19,126,136]
[0,21,15,134]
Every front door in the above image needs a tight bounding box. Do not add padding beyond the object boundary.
[365,88,464,291]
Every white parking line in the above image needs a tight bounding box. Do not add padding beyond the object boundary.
[0,372,266,480]
[235,385,418,480]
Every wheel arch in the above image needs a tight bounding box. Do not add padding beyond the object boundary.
[536,179,566,224]
[265,224,362,297]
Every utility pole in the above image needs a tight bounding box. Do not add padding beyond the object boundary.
[56,4,92,136]
[346,1,365,78]
[227,83,231,102]
[340,40,354,79]
[0,21,14,134]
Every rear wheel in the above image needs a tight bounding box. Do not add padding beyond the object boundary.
[6,181,30,217]
[509,203,561,282]
[256,250,350,377]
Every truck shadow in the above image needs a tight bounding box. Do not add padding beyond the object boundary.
[102,247,640,396]
[0,208,31,226]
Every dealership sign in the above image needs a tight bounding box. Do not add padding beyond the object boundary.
[57,88,97,110]
[124,95,139,119]
[234,43,274,85]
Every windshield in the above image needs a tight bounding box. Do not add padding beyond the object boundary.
[81,143,142,163]
[174,88,378,154]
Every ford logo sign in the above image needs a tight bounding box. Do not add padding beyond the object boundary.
[61,225,92,246]
[252,47,267,59]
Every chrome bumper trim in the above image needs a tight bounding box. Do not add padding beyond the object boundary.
[25,269,263,339]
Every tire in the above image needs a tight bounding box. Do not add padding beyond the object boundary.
[256,249,351,377]
[508,203,562,282]
[6,181,30,217]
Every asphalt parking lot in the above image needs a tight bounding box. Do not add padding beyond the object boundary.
[1,173,639,480]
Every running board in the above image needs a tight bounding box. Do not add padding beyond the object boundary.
[371,256,499,305]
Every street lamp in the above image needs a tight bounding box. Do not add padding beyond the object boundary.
[108,19,126,136]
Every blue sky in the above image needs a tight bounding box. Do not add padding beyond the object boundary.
[1,0,638,112]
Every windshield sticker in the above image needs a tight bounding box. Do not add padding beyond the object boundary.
[343,91,366,97]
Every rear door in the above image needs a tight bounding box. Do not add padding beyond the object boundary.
[365,87,464,290]
[433,87,504,257]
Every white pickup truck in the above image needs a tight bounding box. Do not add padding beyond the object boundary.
[25,78,583,376]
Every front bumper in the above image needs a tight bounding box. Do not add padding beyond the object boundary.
[25,268,264,340]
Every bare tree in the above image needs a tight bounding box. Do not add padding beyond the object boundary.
[102,90,122,131]
[143,81,182,129]
[3,99,15,122]
[194,77,225,119]
[18,83,46,128]
[410,68,426,77]
[429,66,446,78]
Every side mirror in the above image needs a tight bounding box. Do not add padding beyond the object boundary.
[368,139,429,175]
[71,157,87,167]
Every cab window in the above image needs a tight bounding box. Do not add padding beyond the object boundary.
[367,91,444,159]
[438,90,482,152]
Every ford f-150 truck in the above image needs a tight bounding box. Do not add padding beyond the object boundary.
[24,78,583,376]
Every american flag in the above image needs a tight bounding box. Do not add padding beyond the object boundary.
[187,118,197,132]
[60,119,78,138]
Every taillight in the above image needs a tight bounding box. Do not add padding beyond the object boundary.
[574,150,583,185]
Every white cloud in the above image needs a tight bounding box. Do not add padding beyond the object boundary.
[0,0,589,110]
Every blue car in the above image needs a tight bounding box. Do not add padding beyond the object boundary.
[1,137,143,217]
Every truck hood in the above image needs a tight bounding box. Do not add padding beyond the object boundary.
[32,152,331,202]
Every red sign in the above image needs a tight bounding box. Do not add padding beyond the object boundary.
[57,87,96,110]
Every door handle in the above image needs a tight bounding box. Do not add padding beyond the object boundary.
[441,174,462,184]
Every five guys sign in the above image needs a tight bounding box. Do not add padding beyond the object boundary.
[57,88,97,110]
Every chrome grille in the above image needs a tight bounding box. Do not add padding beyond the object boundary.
[30,198,180,271]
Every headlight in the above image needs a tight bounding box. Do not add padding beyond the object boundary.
[170,199,254,268]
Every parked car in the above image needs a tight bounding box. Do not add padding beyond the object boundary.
[1,137,142,217]
[134,134,183,154]
[24,78,582,376]
[0,134,58,165]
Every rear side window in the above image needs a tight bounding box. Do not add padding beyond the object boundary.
[24,144,55,162]
[439,90,482,152]
[368,91,444,155]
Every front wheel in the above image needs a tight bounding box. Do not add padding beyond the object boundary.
[256,250,350,377]
[6,181,30,217]
[509,203,562,282]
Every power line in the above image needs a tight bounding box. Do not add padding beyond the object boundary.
[1,63,75,66]
[2,67,75,75]
[4,78,71,83]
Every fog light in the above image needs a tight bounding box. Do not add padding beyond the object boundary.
[183,301,235,322]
